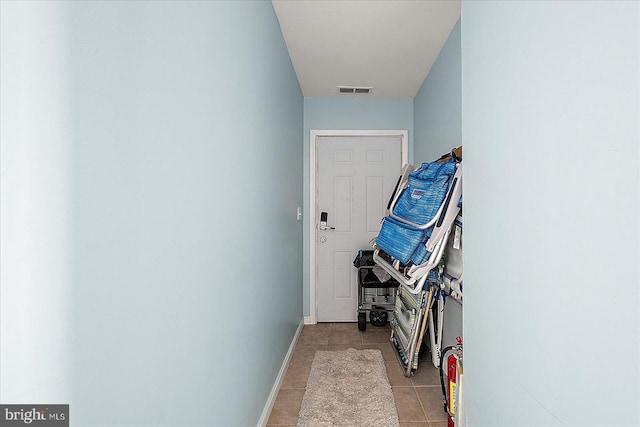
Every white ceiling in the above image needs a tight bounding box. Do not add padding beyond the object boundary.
[272,0,460,99]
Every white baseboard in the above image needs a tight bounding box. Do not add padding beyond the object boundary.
[304,316,316,325]
[257,318,304,427]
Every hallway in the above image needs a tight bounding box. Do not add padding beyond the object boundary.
[267,323,448,426]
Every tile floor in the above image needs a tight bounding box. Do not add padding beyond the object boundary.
[266,322,449,427]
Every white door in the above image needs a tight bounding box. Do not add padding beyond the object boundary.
[316,135,403,322]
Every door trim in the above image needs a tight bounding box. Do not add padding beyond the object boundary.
[309,130,409,324]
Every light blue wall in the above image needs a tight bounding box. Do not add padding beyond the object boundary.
[0,2,303,426]
[462,2,639,426]
[302,98,413,317]
[413,19,461,164]
[413,18,462,351]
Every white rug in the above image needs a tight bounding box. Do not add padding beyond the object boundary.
[297,348,400,427]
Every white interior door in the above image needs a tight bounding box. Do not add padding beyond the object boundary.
[316,135,403,322]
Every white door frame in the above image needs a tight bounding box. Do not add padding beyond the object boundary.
[308,130,409,324]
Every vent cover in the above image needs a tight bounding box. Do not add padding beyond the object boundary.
[337,86,372,95]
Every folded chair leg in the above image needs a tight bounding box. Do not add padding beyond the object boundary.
[415,285,434,360]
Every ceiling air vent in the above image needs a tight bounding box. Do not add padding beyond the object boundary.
[338,86,372,95]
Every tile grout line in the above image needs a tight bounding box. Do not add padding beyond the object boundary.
[413,384,432,424]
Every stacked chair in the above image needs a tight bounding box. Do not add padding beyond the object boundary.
[372,154,462,377]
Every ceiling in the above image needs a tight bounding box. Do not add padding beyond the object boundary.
[271,0,460,99]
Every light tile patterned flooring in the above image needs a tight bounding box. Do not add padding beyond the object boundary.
[267,322,449,427]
